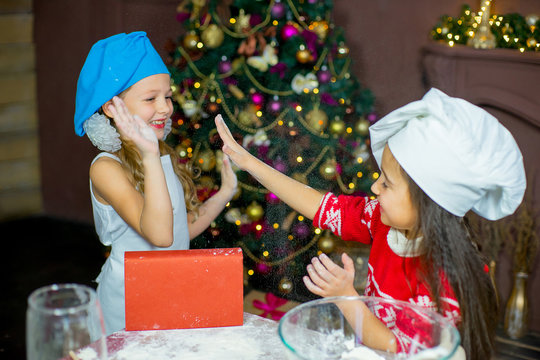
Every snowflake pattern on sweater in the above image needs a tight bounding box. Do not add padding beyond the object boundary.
[313,192,460,353]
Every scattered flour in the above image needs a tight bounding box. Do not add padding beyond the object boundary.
[107,313,285,360]
[340,346,386,360]
[74,347,100,360]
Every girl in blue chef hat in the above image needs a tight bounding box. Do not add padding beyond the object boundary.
[215,88,527,360]
[74,32,237,335]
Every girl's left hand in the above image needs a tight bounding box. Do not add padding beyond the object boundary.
[220,154,238,200]
[303,253,358,298]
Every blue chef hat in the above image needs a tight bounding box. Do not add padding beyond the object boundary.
[74,31,170,136]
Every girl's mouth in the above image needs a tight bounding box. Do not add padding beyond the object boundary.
[149,119,165,129]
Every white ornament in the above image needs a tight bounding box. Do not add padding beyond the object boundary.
[291,73,318,94]
[246,44,278,72]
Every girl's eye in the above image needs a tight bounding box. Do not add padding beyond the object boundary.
[145,97,155,102]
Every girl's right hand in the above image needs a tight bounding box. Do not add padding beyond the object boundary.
[108,96,159,156]
[215,114,251,171]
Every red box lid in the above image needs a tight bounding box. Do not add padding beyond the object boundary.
[124,247,243,331]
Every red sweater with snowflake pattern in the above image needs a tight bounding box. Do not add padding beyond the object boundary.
[313,193,460,353]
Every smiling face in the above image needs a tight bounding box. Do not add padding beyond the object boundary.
[119,73,173,140]
[370,145,417,234]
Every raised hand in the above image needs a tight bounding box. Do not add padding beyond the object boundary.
[220,154,238,201]
[303,253,358,298]
[214,114,251,170]
[108,96,159,156]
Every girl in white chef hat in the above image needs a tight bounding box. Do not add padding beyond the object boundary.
[215,88,526,360]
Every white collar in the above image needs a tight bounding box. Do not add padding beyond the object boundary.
[386,228,423,257]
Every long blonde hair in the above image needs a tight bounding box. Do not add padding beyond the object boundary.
[116,137,201,215]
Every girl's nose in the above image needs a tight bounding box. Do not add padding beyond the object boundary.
[371,178,380,195]
[156,98,170,114]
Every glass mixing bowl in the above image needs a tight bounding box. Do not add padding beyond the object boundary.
[278,296,460,360]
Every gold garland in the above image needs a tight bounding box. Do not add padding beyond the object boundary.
[303,145,330,176]
[238,181,269,194]
[328,56,351,79]
[286,0,309,29]
[242,61,295,96]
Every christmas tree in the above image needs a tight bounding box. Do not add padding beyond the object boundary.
[165,0,378,301]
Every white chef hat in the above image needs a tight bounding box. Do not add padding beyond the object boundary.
[369,88,526,220]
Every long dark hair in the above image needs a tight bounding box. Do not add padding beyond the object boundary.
[404,171,498,360]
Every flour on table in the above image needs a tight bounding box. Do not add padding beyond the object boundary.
[109,313,284,360]
[340,345,385,360]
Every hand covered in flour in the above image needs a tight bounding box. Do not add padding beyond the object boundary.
[303,253,359,298]
[108,96,159,156]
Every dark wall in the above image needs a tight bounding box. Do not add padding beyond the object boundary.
[35,0,540,330]
[35,0,180,222]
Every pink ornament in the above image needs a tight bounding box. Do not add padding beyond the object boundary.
[271,3,286,19]
[218,60,232,74]
[266,192,280,204]
[251,92,265,106]
[250,14,263,27]
[273,159,288,173]
[317,70,331,84]
[256,262,272,275]
[293,222,311,239]
[367,112,378,123]
[267,99,282,114]
[281,24,300,40]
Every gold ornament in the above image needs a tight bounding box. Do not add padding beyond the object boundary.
[278,277,293,294]
[329,117,346,135]
[201,24,224,49]
[238,110,257,126]
[246,201,264,221]
[310,20,329,40]
[296,49,313,64]
[317,231,336,253]
[234,9,251,33]
[319,158,337,180]
[354,117,370,136]
[336,43,350,58]
[183,31,200,50]
[196,149,216,172]
[306,107,328,132]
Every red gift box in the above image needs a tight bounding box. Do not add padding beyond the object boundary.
[124,248,243,331]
